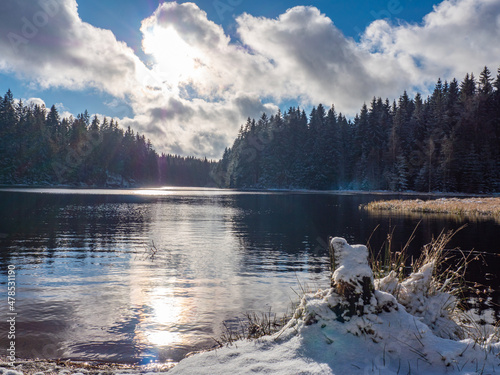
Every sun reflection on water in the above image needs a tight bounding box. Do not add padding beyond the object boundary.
[146,329,180,347]
[146,295,183,346]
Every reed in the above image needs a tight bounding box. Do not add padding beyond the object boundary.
[361,197,500,220]
[369,225,500,344]
[369,225,470,299]
[367,222,419,281]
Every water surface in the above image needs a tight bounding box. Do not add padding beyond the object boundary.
[0,188,498,365]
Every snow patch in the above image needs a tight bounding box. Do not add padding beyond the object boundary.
[0,369,23,375]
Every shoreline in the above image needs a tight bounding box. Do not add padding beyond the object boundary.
[1,221,499,374]
[0,357,176,374]
[0,184,497,198]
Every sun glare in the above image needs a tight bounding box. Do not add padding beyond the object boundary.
[144,295,184,346]
[143,27,201,89]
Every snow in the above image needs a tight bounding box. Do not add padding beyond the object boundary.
[0,370,23,375]
[168,238,500,375]
[168,287,500,374]
[331,237,373,291]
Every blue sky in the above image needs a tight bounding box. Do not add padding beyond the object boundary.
[2,0,438,118]
[0,0,499,158]
[76,0,438,46]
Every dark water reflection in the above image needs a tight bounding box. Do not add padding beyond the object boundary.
[0,188,498,365]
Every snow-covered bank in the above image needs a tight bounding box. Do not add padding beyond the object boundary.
[168,238,500,375]
[169,292,499,374]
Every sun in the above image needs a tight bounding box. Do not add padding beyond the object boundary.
[142,26,201,89]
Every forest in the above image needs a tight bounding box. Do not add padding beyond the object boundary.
[1,66,499,192]
[213,66,500,193]
[0,93,213,187]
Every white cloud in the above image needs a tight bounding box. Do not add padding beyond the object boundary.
[25,97,46,107]
[124,2,279,158]
[54,102,74,120]
[361,0,500,85]
[121,94,277,158]
[235,6,408,112]
[0,0,144,97]
[130,0,500,158]
[1,0,499,158]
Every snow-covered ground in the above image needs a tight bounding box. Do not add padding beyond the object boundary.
[168,238,500,375]
[2,238,498,375]
[168,292,499,374]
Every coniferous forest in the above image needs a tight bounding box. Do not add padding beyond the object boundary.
[214,66,500,193]
[1,66,499,192]
[0,94,213,187]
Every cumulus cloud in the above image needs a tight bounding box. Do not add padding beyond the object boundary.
[235,6,407,112]
[121,94,277,158]
[1,0,499,158]
[122,1,280,157]
[361,0,500,83]
[142,0,500,157]
[138,2,274,100]
[0,0,144,96]
[237,0,500,111]
[54,102,74,120]
[129,0,500,157]
[25,97,46,107]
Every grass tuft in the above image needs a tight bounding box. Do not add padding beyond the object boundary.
[213,309,291,347]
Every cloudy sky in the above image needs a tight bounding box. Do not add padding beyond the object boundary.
[0,0,499,158]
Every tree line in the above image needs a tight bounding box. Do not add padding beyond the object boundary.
[0,92,213,187]
[2,65,499,192]
[213,66,500,193]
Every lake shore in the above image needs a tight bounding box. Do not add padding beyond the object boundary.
[1,184,498,199]
[0,357,175,374]
[361,197,500,218]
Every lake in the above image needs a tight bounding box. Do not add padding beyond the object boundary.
[0,188,498,365]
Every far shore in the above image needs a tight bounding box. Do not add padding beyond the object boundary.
[1,184,499,198]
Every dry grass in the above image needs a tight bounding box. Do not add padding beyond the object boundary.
[368,225,500,344]
[361,197,500,222]
[411,226,471,297]
[369,224,471,296]
[213,309,291,347]
[367,223,419,281]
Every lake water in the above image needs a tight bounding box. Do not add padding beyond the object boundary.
[0,188,498,365]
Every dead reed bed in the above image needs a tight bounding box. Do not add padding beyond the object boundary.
[361,197,500,220]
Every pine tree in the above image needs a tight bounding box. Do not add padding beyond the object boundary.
[460,73,476,103]
[478,66,493,95]
[394,155,409,191]
[46,105,60,129]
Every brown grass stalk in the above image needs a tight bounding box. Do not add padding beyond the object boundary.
[361,197,500,222]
